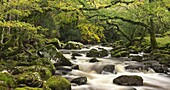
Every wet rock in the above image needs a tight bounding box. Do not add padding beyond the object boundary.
[72,52,82,56]
[89,58,99,63]
[86,49,99,57]
[125,65,149,72]
[99,48,109,57]
[71,65,79,70]
[16,72,43,87]
[54,52,72,66]
[71,56,76,60]
[151,64,168,74]
[54,71,63,75]
[131,56,143,62]
[113,75,143,86]
[64,41,83,49]
[71,77,87,85]
[56,66,72,71]
[102,65,115,73]
[46,76,71,90]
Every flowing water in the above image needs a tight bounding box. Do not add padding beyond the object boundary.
[60,45,170,90]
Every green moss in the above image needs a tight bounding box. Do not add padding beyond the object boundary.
[46,76,71,90]
[64,41,83,49]
[16,72,43,87]
[15,87,43,90]
[0,72,16,88]
[12,65,52,80]
[86,49,99,57]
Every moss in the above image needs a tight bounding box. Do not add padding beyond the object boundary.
[64,41,83,49]
[47,38,61,49]
[12,65,52,80]
[15,87,43,90]
[46,76,71,90]
[86,49,99,57]
[0,72,16,88]
[99,48,108,57]
[16,72,43,87]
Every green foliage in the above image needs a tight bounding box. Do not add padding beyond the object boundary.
[78,23,105,43]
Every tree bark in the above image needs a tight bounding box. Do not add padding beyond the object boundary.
[149,18,158,50]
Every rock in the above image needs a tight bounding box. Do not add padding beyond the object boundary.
[99,48,109,57]
[72,52,82,56]
[11,65,52,80]
[54,71,63,75]
[86,49,99,57]
[64,41,83,49]
[89,58,99,63]
[56,66,72,74]
[71,56,76,60]
[131,56,143,62]
[113,75,143,86]
[102,65,115,73]
[125,65,149,72]
[71,77,87,85]
[16,72,43,87]
[46,76,71,90]
[151,64,168,74]
[46,38,61,49]
[111,50,129,57]
[15,87,43,90]
[54,52,72,66]
[71,65,79,70]
[0,72,16,88]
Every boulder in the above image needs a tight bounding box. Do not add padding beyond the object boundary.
[86,49,99,57]
[102,65,115,73]
[113,75,143,86]
[131,56,143,62]
[72,52,82,56]
[71,77,87,85]
[64,41,83,49]
[11,65,52,80]
[89,58,99,63]
[71,65,79,70]
[54,52,72,66]
[46,38,61,49]
[16,72,43,87]
[99,48,109,57]
[46,76,71,90]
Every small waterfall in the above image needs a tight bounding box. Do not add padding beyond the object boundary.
[115,64,126,73]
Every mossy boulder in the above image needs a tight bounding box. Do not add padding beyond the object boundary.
[15,87,43,90]
[54,52,72,66]
[64,41,83,49]
[113,75,143,86]
[0,72,16,88]
[46,76,71,90]
[16,72,43,87]
[46,38,61,49]
[11,65,52,80]
[86,49,99,57]
[111,50,129,57]
[99,48,109,57]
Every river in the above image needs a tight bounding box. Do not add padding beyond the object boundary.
[60,45,170,90]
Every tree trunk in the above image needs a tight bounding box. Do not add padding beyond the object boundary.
[149,18,158,50]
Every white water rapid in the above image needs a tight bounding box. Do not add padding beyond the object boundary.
[60,45,170,90]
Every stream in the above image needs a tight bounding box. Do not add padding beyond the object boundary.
[59,45,170,90]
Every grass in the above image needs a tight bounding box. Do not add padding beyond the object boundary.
[145,36,170,47]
